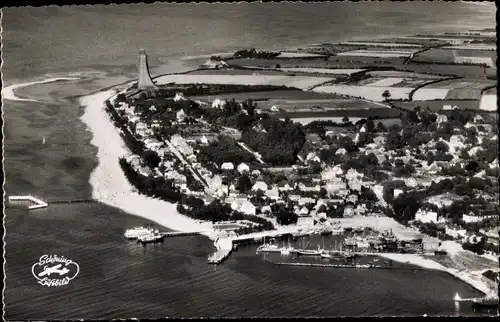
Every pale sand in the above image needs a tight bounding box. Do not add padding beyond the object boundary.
[79,90,216,239]
[2,77,80,102]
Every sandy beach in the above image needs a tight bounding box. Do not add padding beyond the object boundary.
[79,89,218,239]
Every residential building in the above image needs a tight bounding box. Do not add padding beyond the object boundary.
[237,162,250,173]
[221,162,234,170]
[344,205,355,217]
[252,181,268,192]
[414,208,438,224]
[462,211,497,223]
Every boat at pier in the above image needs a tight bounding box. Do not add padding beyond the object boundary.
[297,245,322,256]
[124,227,154,239]
[320,227,333,236]
[137,233,164,243]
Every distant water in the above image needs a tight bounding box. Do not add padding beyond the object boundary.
[2,3,496,319]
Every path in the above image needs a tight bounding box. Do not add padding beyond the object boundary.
[165,140,208,188]
[237,142,265,164]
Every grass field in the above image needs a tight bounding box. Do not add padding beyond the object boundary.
[412,88,449,100]
[263,98,385,111]
[189,89,344,102]
[340,41,423,48]
[444,89,483,100]
[277,108,401,120]
[479,94,497,111]
[424,78,495,90]
[392,100,481,112]
[336,49,416,58]
[443,44,497,50]
[277,67,365,75]
[154,74,334,90]
[313,84,414,101]
[413,48,456,64]
[366,70,445,80]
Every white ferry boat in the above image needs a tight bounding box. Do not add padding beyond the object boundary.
[124,227,153,239]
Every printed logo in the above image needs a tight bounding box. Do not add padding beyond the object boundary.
[32,255,79,287]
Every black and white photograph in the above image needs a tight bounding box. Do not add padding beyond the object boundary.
[1,1,498,319]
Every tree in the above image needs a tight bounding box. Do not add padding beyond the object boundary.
[342,116,350,123]
[319,187,328,199]
[382,90,391,101]
[435,141,449,153]
[375,122,388,133]
[237,174,253,193]
[365,119,375,133]
[142,150,161,169]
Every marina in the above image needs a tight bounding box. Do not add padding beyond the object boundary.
[266,259,426,271]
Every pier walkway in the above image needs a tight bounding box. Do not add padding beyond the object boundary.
[8,195,99,209]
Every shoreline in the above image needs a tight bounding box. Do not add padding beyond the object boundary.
[4,75,498,297]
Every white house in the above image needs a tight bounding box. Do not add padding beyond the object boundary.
[200,135,209,145]
[346,168,363,181]
[436,114,448,124]
[306,152,317,161]
[270,105,280,112]
[265,187,280,200]
[473,114,484,123]
[344,205,355,217]
[261,205,272,214]
[237,162,250,173]
[221,162,234,170]
[240,201,256,216]
[176,109,186,121]
[414,208,438,224]
[394,189,404,198]
[322,166,343,181]
[445,225,467,239]
[298,206,309,216]
[212,98,226,109]
[462,211,496,223]
[251,169,261,176]
[335,148,347,155]
[347,194,358,204]
[135,122,148,136]
[174,93,186,101]
[252,181,268,192]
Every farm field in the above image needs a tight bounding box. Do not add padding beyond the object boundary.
[366,70,445,79]
[412,88,450,100]
[185,68,294,76]
[392,100,481,112]
[422,78,495,90]
[188,89,344,103]
[328,55,407,65]
[277,67,365,75]
[336,49,416,58]
[276,108,401,120]
[479,94,497,111]
[413,48,455,64]
[312,84,414,101]
[443,44,497,50]
[262,97,386,111]
[277,52,327,58]
[154,74,334,90]
[339,41,423,48]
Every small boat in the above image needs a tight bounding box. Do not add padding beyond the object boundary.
[42,136,46,144]
[321,251,332,259]
[320,228,333,236]
[233,243,239,251]
[297,245,322,256]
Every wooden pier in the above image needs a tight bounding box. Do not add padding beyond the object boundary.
[8,195,48,210]
[161,231,201,237]
[47,199,98,204]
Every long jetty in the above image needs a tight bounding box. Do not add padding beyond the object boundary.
[8,195,48,210]
[266,260,425,271]
[161,231,200,237]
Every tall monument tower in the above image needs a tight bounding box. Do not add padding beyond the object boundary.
[138,49,158,90]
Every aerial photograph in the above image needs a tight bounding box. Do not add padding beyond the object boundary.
[2,1,498,319]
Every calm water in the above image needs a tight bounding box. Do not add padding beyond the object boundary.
[2,2,496,319]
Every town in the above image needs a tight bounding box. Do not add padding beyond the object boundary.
[109,30,497,297]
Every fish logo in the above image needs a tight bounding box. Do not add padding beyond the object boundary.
[32,255,79,287]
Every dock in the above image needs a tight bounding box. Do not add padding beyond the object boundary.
[208,237,233,264]
[266,260,425,271]
[8,195,48,210]
[161,231,200,237]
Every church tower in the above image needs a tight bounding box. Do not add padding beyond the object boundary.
[137,49,158,90]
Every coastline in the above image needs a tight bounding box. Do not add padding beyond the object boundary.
[4,76,497,298]
[79,89,218,240]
